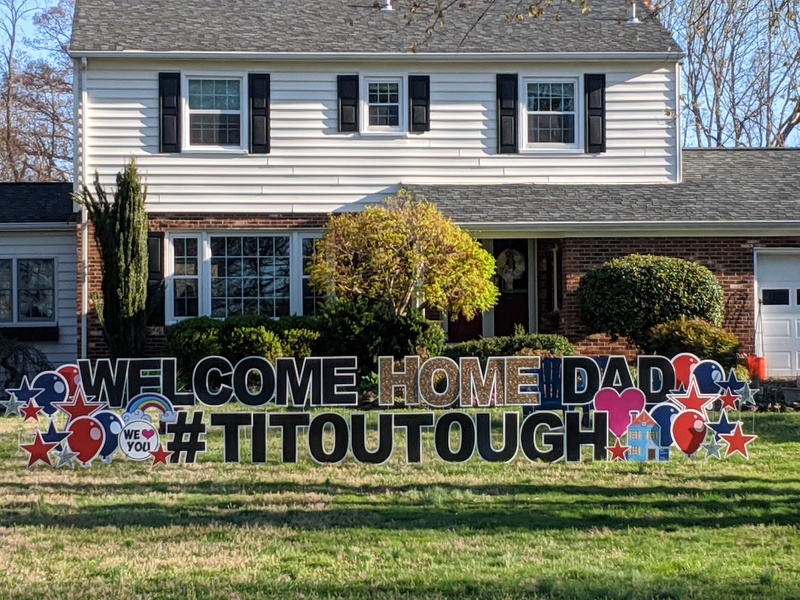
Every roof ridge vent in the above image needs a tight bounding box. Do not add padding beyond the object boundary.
[627,0,640,23]
[381,0,394,11]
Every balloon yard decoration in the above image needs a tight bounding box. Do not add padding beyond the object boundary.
[2,353,758,468]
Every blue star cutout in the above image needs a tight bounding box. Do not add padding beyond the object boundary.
[709,411,737,440]
[5,376,44,405]
[717,369,747,394]
[41,421,71,450]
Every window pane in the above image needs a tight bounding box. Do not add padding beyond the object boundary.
[528,114,575,144]
[367,81,400,127]
[763,289,790,305]
[210,235,293,318]
[0,260,10,321]
[189,114,241,146]
[188,79,240,110]
[17,259,54,321]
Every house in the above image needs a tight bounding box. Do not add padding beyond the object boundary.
[626,410,664,462]
[69,0,800,376]
[0,183,78,367]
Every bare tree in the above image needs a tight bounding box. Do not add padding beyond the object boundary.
[656,0,800,147]
[0,0,71,181]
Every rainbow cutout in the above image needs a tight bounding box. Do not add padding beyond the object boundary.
[124,393,178,424]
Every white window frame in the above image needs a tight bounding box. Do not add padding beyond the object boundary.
[182,73,248,153]
[165,231,323,325]
[170,235,202,319]
[0,257,58,326]
[519,76,582,153]
[360,74,407,135]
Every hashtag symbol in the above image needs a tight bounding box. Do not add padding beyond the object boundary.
[166,411,206,464]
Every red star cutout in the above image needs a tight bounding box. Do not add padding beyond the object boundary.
[607,439,629,461]
[720,422,757,459]
[54,387,105,422]
[668,379,717,414]
[20,430,58,469]
[20,399,43,422]
[150,444,173,466]
[718,388,739,411]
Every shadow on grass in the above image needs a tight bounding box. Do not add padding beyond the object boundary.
[2,479,799,531]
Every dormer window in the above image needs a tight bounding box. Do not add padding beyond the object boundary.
[186,77,244,150]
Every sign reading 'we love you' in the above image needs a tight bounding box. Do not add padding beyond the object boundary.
[1,353,757,469]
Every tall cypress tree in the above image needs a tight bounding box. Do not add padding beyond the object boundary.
[75,159,149,358]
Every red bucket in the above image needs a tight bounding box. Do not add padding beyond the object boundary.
[746,356,768,381]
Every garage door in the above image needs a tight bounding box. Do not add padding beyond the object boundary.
[756,253,800,378]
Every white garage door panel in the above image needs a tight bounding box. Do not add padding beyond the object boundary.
[757,252,800,377]
[764,320,791,337]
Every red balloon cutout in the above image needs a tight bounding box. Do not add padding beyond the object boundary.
[56,364,82,400]
[671,410,707,456]
[672,353,700,390]
[66,417,105,465]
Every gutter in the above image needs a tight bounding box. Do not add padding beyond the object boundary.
[0,222,76,232]
[68,50,684,62]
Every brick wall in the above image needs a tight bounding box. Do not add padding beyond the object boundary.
[79,212,328,359]
[561,236,800,357]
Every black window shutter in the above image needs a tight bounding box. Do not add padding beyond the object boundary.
[496,74,518,154]
[585,74,606,153]
[147,233,165,326]
[338,75,359,133]
[409,75,430,132]
[159,73,181,153]
[249,73,270,154]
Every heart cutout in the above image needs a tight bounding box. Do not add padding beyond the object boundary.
[593,387,646,438]
[142,429,156,440]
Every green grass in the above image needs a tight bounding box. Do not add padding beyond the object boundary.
[0,410,799,599]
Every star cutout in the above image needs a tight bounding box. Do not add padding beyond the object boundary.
[53,445,79,469]
[717,369,747,394]
[708,411,737,439]
[5,376,44,404]
[720,422,757,459]
[737,384,758,407]
[20,398,43,422]
[717,388,740,411]
[703,437,724,460]
[41,421,71,449]
[150,444,173,466]
[1,394,24,418]
[607,439,628,461]
[20,430,58,468]
[54,387,105,422]
[667,379,717,414]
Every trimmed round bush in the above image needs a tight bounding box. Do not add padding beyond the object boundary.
[220,326,283,363]
[649,318,741,369]
[282,328,322,360]
[577,254,724,350]
[164,317,222,379]
[443,331,574,363]
[315,297,446,376]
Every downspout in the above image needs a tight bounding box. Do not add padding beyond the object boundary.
[675,60,683,183]
[78,56,89,359]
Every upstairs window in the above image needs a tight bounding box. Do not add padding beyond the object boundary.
[524,79,578,149]
[186,77,244,150]
[362,76,406,134]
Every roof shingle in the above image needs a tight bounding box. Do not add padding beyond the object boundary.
[409,149,800,227]
[0,183,76,224]
[71,0,679,55]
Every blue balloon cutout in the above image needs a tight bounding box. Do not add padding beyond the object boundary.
[692,360,726,394]
[31,371,69,416]
[650,402,680,448]
[95,410,124,461]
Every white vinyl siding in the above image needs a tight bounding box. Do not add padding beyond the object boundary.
[0,230,78,366]
[82,59,679,212]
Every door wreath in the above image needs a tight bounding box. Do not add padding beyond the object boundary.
[496,248,526,291]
